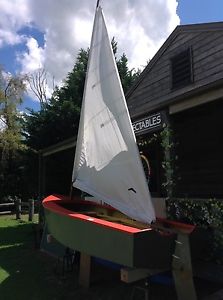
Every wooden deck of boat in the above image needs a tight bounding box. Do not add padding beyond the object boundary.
[77,210,149,229]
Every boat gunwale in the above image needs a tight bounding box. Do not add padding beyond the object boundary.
[42,194,150,234]
[43,195,196,235]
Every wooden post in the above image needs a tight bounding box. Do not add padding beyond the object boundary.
[172,232,197,300]
[28,199,34,221]
[16,198,21,220]
[38,152,45,226]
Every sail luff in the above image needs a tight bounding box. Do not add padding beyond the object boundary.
[72,5,100,183]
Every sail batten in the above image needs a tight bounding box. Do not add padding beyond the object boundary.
[72,6,155,224]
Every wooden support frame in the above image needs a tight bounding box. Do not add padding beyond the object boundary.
[172,232,197,300]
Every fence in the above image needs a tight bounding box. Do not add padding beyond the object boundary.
[0,199,36,221]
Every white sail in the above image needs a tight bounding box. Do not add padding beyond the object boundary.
[72,6,155,224]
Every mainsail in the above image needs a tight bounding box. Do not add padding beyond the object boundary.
[72,5,155,224]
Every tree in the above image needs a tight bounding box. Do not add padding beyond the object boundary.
[24,48,89,150]
[27,68,56,111]
[112,37,141,93]
[56,48,89,107]
[117,53,141,93]
[27,68,48,110]
[0,70,26,160]
[0,68,27,199]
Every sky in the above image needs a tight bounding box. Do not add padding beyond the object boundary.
[0,0,223,111]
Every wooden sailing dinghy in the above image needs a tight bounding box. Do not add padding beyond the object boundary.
[43,194,195,269]
[43,4,204,297]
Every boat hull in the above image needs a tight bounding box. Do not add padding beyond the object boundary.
[43,195,198,269]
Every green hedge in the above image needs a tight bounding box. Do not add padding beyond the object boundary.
[166,198,223,264]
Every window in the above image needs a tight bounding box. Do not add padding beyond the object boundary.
[171,48,193,89]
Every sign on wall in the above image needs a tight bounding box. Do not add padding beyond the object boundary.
[132,111,167,135]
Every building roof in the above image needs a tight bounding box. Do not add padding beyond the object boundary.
[126,21,223,100]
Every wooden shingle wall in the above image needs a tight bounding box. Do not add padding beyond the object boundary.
[127,25,223,119]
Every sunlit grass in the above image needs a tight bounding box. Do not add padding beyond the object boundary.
[0,215,37,285]
[0,267,10,283]
[0,243,23,250]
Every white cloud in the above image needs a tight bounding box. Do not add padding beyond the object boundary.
[16,37,44,73]
[0,0,31,46]
[0,0,180,99]
[0,29,24,47]
[103,0,180,68]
